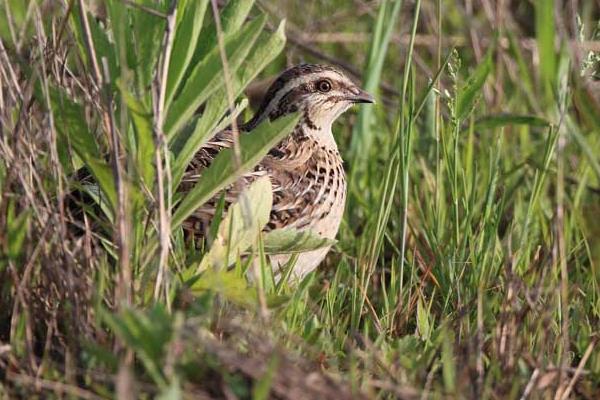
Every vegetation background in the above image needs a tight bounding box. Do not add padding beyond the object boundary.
[1,0,599,398]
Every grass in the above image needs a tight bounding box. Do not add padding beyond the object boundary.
[1,0,600,398]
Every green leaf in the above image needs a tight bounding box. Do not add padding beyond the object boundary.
[441,328,456,393]
[349,0,402,160]
[130,0,167,90]
[171,98,248,186]
[164,14,266,137]
[189,268,257,308]
[85,159,119,213]
[50,88,117,211]
[198,175,272,270]
[416,296,431,341]
[191,0,255,65]
[475,114,550,130]
[171,20,287,184]
[262,228,336,255]
[171,113,299,231]
[157,379,182,400]
[6,201,30,261]
[253,354,279,400]
[165,0,209,108]
[119,84,156,187]
[567,115,600,182]
[535,0,556,93]
[101,305,172,388]
[0,0,30,44]
[207,193,227,245]
[88,6,119,82]
[456,46,493,120]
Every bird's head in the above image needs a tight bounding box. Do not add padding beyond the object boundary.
[243,64,374,133]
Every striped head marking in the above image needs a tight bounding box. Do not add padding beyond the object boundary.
[243,64,374,132]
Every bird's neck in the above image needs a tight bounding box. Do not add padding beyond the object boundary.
[245,105,339,151]
[292,109,338,151]
[300,124,337,150]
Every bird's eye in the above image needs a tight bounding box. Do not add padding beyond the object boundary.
[317,80,332,92]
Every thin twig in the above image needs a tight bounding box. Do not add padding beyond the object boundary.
[76,0,103,93]
[6,371,107,400]
[520,368,540,400]
[560,338,597,400]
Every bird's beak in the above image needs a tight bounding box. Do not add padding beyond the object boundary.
[347,89,375,104]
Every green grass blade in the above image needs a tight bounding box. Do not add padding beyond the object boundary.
[119,84,156,187]
[349,0,402,165]
[164,15,266,137]
[191,0,255,66]
[165,0,209,109]
[535,0,556,97]
[456,46,493,120]
[50,88,117,211]
[170,20,286,184]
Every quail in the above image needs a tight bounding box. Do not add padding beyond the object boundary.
[182,64,375,279]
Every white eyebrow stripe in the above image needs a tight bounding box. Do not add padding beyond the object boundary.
[261,70,349,118]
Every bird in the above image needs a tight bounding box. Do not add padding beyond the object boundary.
[181,64,374,280]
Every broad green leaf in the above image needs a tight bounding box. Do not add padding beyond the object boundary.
[101,306,172,388]
[51,91,100,158]
[171,113,299,231]
[119,84,156,187]
[50,88,117,210]
[130,0,167,91]
[85,159,118,213]
[198,176,272,271]
[262,229,335,255]
[171,98,248,186]
[171,20,287,184]
[210,99,249,137]
[164,14,266,137]
[456,46,493,120]
[77,182,115,225]
[191,0,255,65]
[165,0,209,108]
[475,114,550,130]
[88,7,119,82]
[189,268,257,308]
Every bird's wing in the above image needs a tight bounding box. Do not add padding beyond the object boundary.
[179,129,265,236]
[179,128,339,237]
